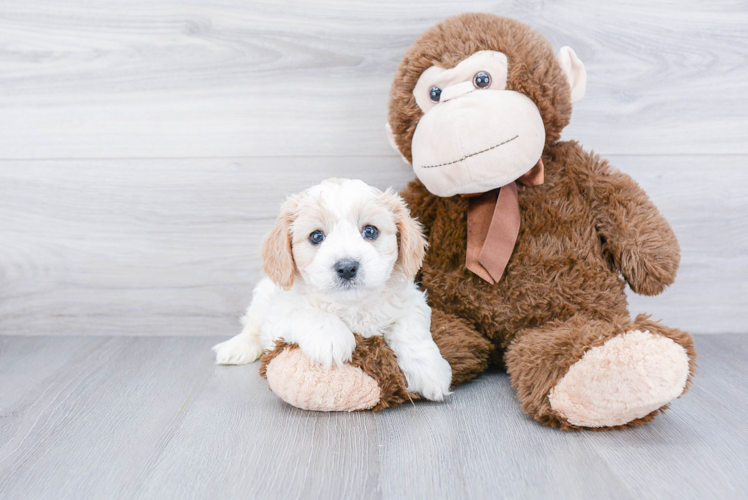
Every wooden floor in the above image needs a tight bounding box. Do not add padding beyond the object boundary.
[0,334,745,500]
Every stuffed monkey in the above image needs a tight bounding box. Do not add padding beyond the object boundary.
[261,13,696,430]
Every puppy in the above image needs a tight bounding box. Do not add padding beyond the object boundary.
[212,178,452,401]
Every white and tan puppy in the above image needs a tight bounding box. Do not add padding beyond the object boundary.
[212,178,452,401]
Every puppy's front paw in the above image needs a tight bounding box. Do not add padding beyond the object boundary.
[298,323,356,369]
[213,337,264,365]
[405,356,453,401]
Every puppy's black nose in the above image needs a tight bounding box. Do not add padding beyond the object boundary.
[335,259,359,281]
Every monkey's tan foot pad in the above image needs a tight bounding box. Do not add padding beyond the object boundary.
[264,348,381,411]
[548,330,690,428]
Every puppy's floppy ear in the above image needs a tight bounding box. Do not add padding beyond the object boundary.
[261,195,300,290]
[382,188,427,279]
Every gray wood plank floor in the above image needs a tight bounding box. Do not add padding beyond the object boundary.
[0,334,746,500]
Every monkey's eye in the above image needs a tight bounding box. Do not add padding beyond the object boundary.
[429,86,442,103]
[309,230,325,245]
[361,225,379,240]
[473,71,491,89]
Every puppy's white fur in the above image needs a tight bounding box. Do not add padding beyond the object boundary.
[213,178,452,401]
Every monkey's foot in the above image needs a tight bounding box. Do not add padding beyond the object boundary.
[263,347,381,412]
[548,330,690,427]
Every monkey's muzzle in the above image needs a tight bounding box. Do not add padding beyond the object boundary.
[411,90,545,198]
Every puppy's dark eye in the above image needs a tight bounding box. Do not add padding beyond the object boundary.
[362,225,379,240]
[429,86,442,103]
[473,71,491,89]
[309,230,325,245]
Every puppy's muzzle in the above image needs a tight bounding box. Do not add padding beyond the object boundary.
[334,259,359,281]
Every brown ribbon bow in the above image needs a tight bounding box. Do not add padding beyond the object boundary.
[465,159,545,284]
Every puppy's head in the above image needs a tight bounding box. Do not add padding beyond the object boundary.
[261,178,426,297]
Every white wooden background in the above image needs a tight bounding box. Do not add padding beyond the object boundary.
[0,0,746,335]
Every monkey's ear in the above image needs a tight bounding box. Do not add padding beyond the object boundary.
[385,123,411,165]
[557,47,587,104]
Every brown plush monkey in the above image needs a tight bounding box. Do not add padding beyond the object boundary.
[261,13,696,430]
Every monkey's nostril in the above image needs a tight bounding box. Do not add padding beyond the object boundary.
[334,259,359,281]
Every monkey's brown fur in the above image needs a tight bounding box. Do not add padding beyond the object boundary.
[385,14,696,429]
[264,13,696,429]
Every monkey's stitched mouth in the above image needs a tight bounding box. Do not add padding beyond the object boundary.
[419,135,519,169]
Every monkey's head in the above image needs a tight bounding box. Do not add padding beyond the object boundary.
[387,14,586,197]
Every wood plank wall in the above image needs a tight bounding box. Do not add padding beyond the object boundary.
[1,0,746,335]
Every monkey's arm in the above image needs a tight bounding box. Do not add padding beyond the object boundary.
[582,150,680,296]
